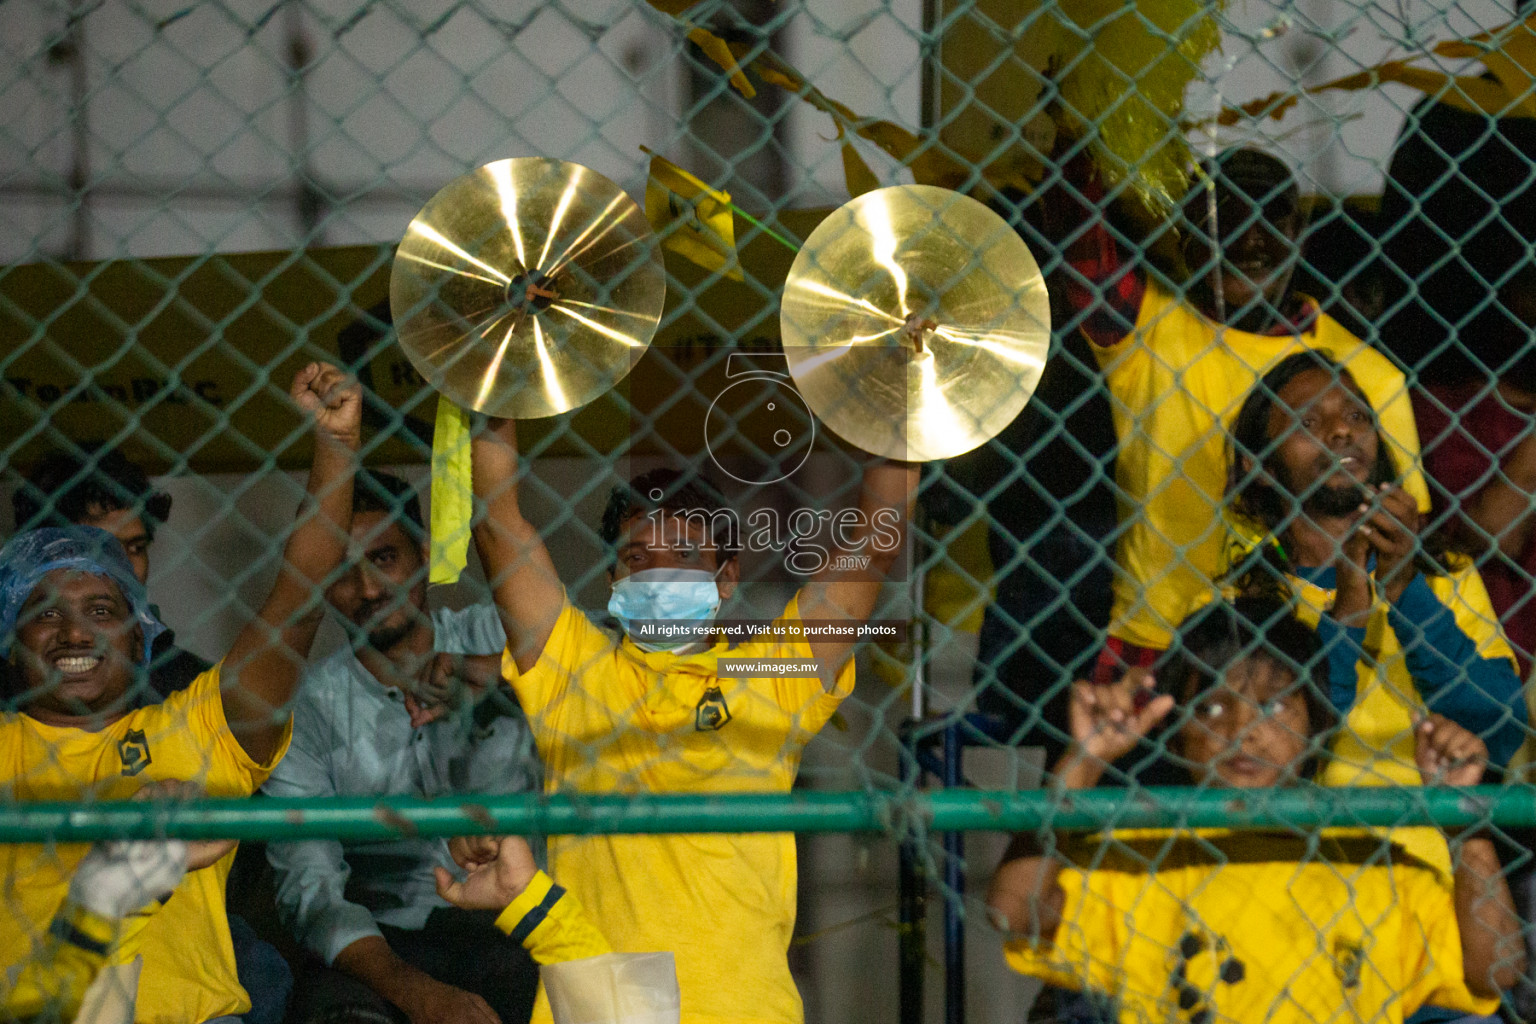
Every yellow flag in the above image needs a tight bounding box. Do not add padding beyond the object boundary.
[642,147,744,281]
[430,395,473,585]
[684,24,755,98]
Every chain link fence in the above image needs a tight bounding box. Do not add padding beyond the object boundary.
[5,0,1536,1020]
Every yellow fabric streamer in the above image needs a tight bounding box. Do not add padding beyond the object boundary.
[1215,12,1536,127]
[642,147,744,281]
[684,24,756,99]
[840,128,880,197]
[1217,63,1516,126]
[748,5,1223,213]
[1435,11,1536,118]
[752,57,970,190]
[430,395,474,585]
[638,2,755,98]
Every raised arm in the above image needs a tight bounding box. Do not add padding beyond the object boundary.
[470,416,564,673]
[795,459,917,681]
[221,363,360,764]
[1415,716,1525,997]
[988,673,1173,939]
[988,831,1067,944]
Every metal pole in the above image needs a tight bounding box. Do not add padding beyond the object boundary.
[898,721,927,1024]
[47,4,90,260]
[0,786,1524,843]
[912,510,927,721]
[899,506,931,1022]
[284,1,325,242]
[942,721,965,1024]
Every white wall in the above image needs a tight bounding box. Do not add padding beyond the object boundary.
[8,0,1523,267]
[1201,0,1518,196]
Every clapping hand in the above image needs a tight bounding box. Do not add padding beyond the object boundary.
[1354,483,1421,602]
[404,653,504,727]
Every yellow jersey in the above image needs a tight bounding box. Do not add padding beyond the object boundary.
[1004,830,1497,1024]
[0,665,290,1023]
[1286,563,1521,791]
[506,593,854,1024]
[1286,559,1520,877]
[1091,279,1428,650]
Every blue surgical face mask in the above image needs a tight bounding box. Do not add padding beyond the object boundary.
[607,568,723,652]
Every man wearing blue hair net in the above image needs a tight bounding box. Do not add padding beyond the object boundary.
[0,527,171,703]
[0,362,360,1024]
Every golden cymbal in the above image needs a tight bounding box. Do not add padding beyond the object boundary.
[390,158,664,419]
[780,185,1050,462]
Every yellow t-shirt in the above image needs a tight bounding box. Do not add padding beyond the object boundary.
[1003,830,1497,1023]
[0,664,291,1024]
[1287,559,1517,877]
[1091,279,1428,650]
[1285,562,1519,792]
[508,593,855,1024]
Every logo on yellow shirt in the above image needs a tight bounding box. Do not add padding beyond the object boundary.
[696,686,731,731]
[118,729,152,776]
[1332,934,1363,990]
[1169,931,1245,1024]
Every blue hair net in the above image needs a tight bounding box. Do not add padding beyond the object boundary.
[0,527,166,663]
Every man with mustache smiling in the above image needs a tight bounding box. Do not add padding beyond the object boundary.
[8,445,294,1024]
[0,361,360,1024]
[11,445,209,700]
[263,469,540,1024]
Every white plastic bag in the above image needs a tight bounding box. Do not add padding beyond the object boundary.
[541,951,680,1024]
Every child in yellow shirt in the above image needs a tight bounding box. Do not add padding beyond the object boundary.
[988,597,1522,1024]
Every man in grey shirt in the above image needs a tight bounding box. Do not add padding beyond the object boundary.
[265,470,540,1024]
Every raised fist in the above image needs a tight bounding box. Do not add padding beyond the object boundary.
[436,835,539,912]
[291,361,362,449]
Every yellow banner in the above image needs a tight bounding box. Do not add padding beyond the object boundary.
[1217,12,1536,126]
[429,395,473,585]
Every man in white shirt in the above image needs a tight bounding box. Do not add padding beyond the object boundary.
[265,470,541,1024]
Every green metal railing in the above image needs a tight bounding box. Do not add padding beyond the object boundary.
[1,787,1526,844]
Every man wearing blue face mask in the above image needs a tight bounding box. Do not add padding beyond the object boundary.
[607,565,724,648]
[465,417,915,1024]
